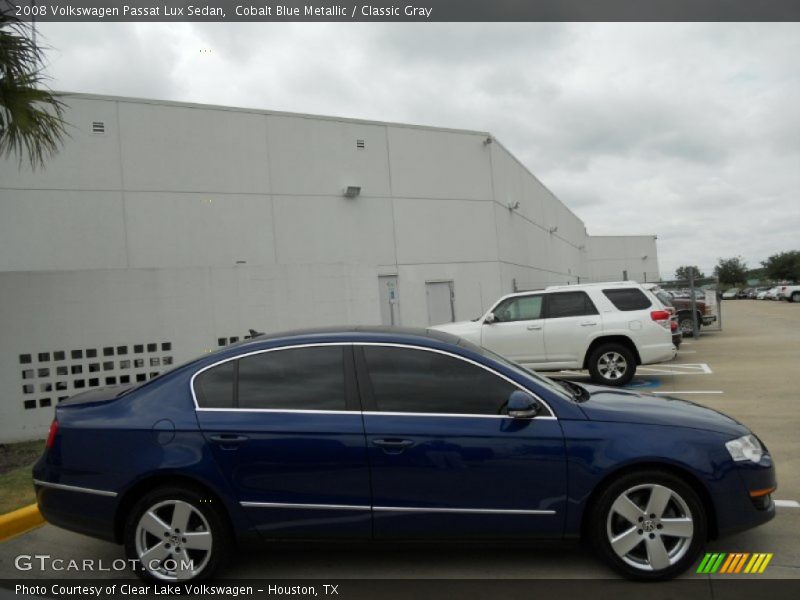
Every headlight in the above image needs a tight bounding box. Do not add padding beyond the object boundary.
[725,434,764,463]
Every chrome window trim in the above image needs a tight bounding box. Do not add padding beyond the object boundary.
[33,479,118,498]
[190,341,555,419]
[238,500,555,515]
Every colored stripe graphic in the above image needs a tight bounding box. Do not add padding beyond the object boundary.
[759,554,773,573]
[697,553,714,573]
[697,552,772,574]
[719,553,736,573]
[734,553,750,573]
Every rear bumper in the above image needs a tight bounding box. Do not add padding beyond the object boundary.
[33,457,120,543]
[638,342,678,365]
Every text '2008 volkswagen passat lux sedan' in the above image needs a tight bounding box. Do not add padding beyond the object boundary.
[34,327,775,582]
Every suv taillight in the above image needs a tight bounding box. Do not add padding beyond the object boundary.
[46,419,59,449]
[650,310,671,329]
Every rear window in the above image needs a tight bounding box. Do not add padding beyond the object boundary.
[602,288,652,311]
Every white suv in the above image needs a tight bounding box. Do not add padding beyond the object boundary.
[432,281,677,386]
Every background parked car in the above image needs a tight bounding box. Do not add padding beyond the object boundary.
[722,288,739,300]
[433,281,676,386]
[647,285,715,337]
[765,287,781,300]
[777,284,800,302]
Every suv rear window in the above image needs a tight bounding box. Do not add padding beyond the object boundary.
[602,288,652,311]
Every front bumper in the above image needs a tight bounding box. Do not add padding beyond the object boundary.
[714,455,777,538]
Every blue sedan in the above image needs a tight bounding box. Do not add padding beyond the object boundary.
[33,327,776,581]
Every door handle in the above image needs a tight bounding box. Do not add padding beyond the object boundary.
[209,434,249,449]
[527,324,542,330]
[372,439,416,454]
[580,321,598,326]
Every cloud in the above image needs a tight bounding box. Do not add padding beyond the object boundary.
[36,22,800,280]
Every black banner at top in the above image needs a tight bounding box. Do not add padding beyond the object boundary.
[3,0,800,22]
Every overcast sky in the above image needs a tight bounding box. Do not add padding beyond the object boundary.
[36,22,800,280]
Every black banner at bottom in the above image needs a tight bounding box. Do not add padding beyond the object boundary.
[2,579,800,600]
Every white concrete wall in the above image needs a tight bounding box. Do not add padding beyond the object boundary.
[0,264,380,442]
[0,93,658,440]
[587,235,661,283]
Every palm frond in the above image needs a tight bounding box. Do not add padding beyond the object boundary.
[0,11,67,169]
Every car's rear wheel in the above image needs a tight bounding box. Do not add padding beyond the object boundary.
[588,343,636,386]
[792,292,800,303]
[589,470,706,580]
[124,485,232,582]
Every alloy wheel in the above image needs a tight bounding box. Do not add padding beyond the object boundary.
[606,483,694,572]
[598,351,628,380]
[134,499,213,581]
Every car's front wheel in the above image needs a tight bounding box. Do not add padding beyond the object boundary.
[589,470,706,580]
[124,485,232,582]
[587,343,636,386]
[677,312,702,337]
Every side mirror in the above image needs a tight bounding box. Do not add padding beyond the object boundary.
[484,312,497,324]
[507,391,541,419]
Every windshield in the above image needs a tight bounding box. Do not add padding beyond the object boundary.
[456,338,572,401]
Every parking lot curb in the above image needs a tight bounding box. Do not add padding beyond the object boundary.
[0,503,43,542]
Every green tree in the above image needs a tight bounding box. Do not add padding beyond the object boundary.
[674,265,705,282]
[714,256,748,287]
[0,13,67,169]
[762,250,800,282]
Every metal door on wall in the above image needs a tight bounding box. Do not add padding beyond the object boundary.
[426,280,455,325]
[379,276,400,326]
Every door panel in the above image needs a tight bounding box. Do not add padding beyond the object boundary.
[544,291,600,364]
[355,344,567,540]
[195,345,371,539]
[481,294,546,364]
[198,411,371,538]
[426,281,455,325]
[364,414,566,539]
[378,276,400,326]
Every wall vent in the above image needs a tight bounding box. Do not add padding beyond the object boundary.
[91,121,106,134]
[356,139,365,149]
[18,341,174,411]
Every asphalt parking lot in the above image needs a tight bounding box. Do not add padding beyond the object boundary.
[1,299,798,581]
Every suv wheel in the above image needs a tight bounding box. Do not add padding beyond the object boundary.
[124,485,232,582]
[589,470,706,580]
[588,343,636,386]
[792,292,800,303]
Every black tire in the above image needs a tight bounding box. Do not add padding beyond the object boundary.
[587,343,636,386]
[677,312,702,337]
[588,470,707,581]
[792,292,800,303]
[123,485,233,582]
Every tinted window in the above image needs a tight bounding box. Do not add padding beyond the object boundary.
[363,346,517,415]
[602,288,652,311]
[546,291,598,318]
[493,295,543,322]
[195,361,235,408]
[238,346,346,410]
[655,291,674,308]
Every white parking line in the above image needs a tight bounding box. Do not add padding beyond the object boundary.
[638,363,713,376]
[775,500,800,508]
[652,391,724,395]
